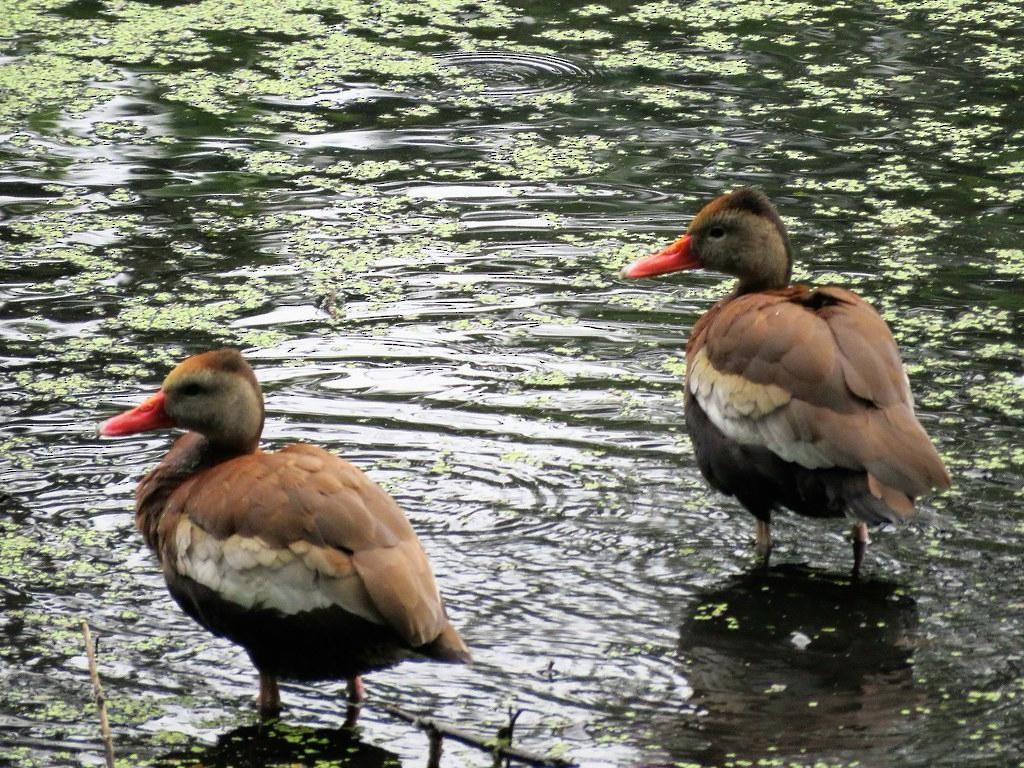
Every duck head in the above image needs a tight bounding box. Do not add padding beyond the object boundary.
[622,187,793,294]
[100,349,264,453]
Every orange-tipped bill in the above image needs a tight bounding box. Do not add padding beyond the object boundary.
[100,391,173,436]
[620,234,700,278]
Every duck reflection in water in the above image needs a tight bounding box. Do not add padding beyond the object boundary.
[675,564,920,765]
[156,721,402,768]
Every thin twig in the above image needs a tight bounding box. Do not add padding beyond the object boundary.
[80,621,115,768]
[426,722,443,768]
[493,708,525,768]
[379,702,576,768]
[0,735,102,753]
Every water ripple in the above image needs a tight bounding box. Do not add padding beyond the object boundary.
[437,50,592,96]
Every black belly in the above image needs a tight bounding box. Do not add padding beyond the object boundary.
[164,570,413,681]
[685,393,900,525]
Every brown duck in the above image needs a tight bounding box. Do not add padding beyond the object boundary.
[100,349,470,716]
[621,188,950,574]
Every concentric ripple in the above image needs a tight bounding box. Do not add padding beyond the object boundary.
[437,50,591,96]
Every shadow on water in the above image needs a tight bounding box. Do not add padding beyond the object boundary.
[671,563,920,765]
[155,721,402,768]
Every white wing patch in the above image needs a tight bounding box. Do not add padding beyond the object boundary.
[689,348,837,470]
[172,518,385,624]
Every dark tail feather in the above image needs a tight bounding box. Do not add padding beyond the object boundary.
[788,467,913,526]
[845,474,915,525]
[846,491,908,525]
[419,624,472,664]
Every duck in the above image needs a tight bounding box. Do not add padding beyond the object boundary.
[100,348,470,716]
[621,188,950,575]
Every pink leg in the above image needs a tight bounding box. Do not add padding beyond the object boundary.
[258,671,280,718]
[343,676,365,728]
[852,521,870,578]
[347,676,365,703]
[755,519,772,563]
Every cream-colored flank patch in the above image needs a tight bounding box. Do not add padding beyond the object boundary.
[688,348,836,469]
[172,518,385,623]
[689,348,791,418]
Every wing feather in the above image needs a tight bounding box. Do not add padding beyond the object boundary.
[158,444,451,647]
[688,287,949,500]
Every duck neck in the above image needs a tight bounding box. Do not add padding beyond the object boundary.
[731,214,793,295]
[134,432,252,551]
[733,268,790,295]
[185,386,264,455]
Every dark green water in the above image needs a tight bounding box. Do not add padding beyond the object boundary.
[1,1,1022,766]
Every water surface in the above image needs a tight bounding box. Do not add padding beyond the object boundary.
[1,1,1022,766]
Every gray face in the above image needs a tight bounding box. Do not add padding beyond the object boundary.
[691,213,743,272]
[163,368,263,448]
[164,369,221,428]
[691,210,791,291]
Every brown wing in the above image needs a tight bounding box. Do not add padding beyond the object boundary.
[157,443,464,653]
[687,286,950,502]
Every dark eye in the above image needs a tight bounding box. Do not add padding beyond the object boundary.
[179,382,204,397]
[708,226,726,239]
